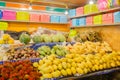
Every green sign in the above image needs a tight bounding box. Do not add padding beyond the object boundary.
[46,7,66,12]
[0,2,6,7]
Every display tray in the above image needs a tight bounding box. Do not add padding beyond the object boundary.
[31,42,75,50]
[44,67,120,80]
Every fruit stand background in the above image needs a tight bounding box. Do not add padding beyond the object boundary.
[75,26,120,51]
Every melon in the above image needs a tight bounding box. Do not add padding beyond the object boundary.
[19,33,30,44]
[33,36,42,43]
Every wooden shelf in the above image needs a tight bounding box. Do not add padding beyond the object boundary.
[70,7,120,19]
[0,19,68,25]
[0,6,65,15]
[70,23,120,28]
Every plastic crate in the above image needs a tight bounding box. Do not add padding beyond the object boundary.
[2,10,16,20]
[93,15,102,24]
[97,0,109,10]
[86,16,93,25]
[30,13,40,22]
[31,42,75,50]
[69,9,76,17]
[17,11,29,21]
[84,4,98,14]
[50,15,60,23]
[0,22,8,30]
[0,10,2,19]
[78,17,86,26]
[113,0,120,7]
[102,13,113,24]
[59,16,67,23]
[76,7,84,16]
[114,11,120,23]
[72,19,79,26]
[41,14,50,22]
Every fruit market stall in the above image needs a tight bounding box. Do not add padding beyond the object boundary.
[0,0,120,80]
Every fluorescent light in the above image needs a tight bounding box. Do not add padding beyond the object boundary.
[89,0,94,4]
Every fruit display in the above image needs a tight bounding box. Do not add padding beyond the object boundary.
[0,60,42,80]
[65,41,112,55]
[19,33,31,44]
[33,51,120,79]
[4,31,30,40]
[51,45,69,56]
[31,27,71,43]
[32,33,67,43]
[37,45,69,58]
[74,31,102,42]
[37,46,51,58]
[0,34,14,44]
[6,47,39,60]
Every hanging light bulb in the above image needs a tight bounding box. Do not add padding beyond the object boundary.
[65,5,68,15]
[29,3,32,10]
[65,10,68,15]
[89,0,94,4]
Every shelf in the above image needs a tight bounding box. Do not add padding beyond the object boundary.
[0,19,68,25]
[70,7,120,19]
[59,67,120,80]
[70,23,120,28]
[0,6,65,15]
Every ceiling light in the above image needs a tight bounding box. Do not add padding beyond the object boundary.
[29,3,32,10]
[29,6,32,10]
[89,0,94,4]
